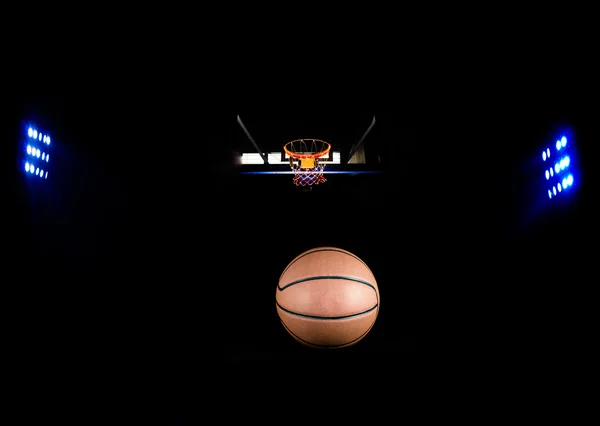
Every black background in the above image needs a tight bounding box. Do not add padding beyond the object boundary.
[5,85,593,419]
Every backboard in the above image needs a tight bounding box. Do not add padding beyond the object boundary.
[233,114,385,190]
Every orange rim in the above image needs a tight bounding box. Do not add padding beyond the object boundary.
[283,139,331,159]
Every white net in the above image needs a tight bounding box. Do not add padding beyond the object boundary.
[289,161,327,186]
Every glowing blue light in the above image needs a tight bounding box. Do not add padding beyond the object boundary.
[545,133,576,201]
[239,170,384,175]
[23,123,51,181]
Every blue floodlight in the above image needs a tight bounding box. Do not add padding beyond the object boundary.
[542,134,577,200]
[22,124,51,180]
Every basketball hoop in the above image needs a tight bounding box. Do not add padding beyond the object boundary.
[283,139,331,187]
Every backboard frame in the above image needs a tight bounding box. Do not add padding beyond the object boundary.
[235,114,384,180]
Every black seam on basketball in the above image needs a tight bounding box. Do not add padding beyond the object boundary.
[279,248,370,281]
[276,301,377,320]
[278,275,376,292]
[276,275,380,317]
[280,319,373,348]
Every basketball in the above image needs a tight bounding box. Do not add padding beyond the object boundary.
[276,246,380,349]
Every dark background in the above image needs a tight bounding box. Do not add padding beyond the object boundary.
[4,90,592,417]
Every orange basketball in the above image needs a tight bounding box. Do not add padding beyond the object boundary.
[276,247,380,349]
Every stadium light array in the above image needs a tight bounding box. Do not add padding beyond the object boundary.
[542,135,576,200]
[23,124,51,180]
